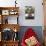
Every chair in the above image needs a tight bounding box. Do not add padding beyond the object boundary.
[21,28,41,46]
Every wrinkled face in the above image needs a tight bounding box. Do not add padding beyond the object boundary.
[25,36,38,46]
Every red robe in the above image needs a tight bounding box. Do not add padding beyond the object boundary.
[21,28,41,46]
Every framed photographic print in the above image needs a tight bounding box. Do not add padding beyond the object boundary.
[2,10,9,15]
[9,9,18,15]
[25,6,35,19]
[9,10,15,15]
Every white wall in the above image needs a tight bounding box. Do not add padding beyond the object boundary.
[17,0,44,26]
[0,0,44,26]
[0,0,15,7]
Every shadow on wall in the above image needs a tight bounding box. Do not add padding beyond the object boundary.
[18,26,43,44]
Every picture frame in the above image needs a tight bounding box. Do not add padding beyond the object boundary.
[25,6,35,19]
[2,10,9,15]
[9,10,18,15]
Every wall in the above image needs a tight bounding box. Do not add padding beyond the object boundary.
[18,0,44,26]
[0,0,44,26]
